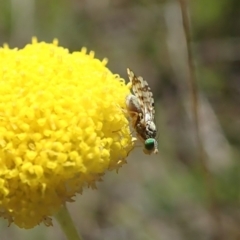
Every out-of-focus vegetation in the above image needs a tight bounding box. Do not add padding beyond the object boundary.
[0,0,239,239]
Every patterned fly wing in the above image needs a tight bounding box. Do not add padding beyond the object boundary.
[127,68,155,123]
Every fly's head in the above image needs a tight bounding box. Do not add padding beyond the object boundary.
[144,138,158,155]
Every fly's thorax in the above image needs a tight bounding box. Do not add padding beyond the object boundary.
[146,121,157,138]
[125,94,142,115]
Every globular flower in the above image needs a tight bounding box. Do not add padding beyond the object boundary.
[0,38,134,228]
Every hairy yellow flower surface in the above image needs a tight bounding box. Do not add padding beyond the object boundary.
[0,38,134,228]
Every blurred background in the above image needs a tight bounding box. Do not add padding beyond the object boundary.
[0,0,240,239]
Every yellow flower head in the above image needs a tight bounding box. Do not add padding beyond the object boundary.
[0,38,134,228]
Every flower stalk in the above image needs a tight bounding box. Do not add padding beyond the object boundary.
[54,205,83,240]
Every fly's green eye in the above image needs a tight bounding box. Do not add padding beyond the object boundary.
[145,138,155,150]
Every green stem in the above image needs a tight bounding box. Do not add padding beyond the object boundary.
[54,204,83,240]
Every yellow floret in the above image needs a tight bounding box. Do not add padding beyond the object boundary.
[0,38,134,228]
